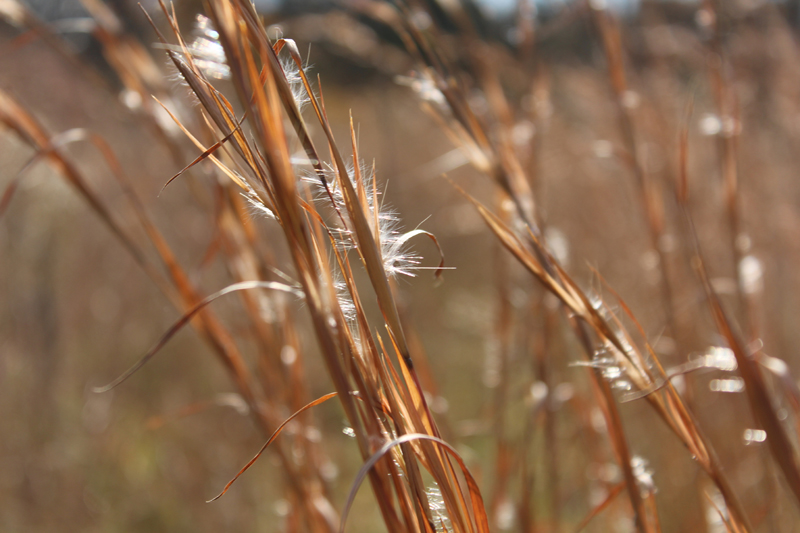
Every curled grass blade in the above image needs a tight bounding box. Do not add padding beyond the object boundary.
[94,281,300,393]
[208,392,338,502]
[339,433,489,533]
[390,228,447,280]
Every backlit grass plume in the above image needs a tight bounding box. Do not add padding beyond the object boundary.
[4,0,800,532]
[139,1,483,532]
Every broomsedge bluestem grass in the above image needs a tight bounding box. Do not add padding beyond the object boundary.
[4,0,800,532]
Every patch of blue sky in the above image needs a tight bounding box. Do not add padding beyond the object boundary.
[474,0,647,17]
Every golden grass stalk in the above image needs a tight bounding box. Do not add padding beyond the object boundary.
[132,1,489,531]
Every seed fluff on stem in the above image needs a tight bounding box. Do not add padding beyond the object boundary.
[303,158,446,280]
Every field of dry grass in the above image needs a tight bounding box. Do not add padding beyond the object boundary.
[3,0,800,531]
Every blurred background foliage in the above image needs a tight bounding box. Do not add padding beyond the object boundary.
[4,0,800,531]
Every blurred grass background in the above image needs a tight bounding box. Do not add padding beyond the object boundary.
[3,0,800,531]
